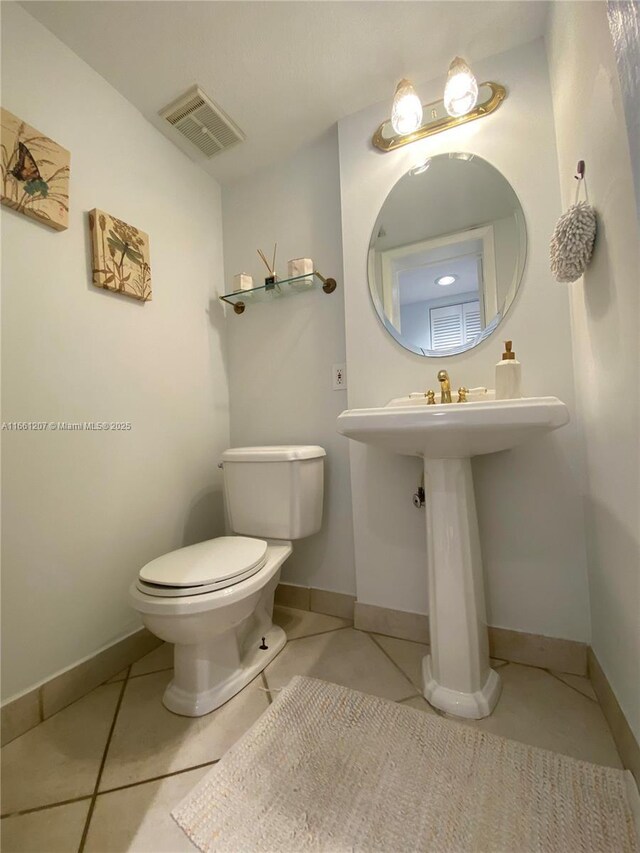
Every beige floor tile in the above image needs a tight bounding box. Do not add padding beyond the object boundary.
[370,634,428,689]
[41,634,161,720]
[86,766,209,852]
[1,683,121,814]
[273,606,351,640]
[370,634,508,689]
[130,643,174,677]
[460,663,622,767]
[264,628,417,701]
[99,672,269,791]
[0,799,90,853]
[106,669,128,684]
[398,695,437,714]
[550,670,598,701]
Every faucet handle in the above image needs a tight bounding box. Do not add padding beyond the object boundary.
[457,386,469,403]
[426,389,436,404]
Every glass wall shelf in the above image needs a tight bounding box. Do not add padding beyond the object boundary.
[219,271,337,314]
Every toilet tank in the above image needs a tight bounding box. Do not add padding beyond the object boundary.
[220,446,326,540]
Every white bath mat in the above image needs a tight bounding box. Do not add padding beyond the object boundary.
[172,676,638,853]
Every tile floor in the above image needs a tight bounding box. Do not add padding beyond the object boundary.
[1,607,622,852]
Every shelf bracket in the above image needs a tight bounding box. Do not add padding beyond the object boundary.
[314,271,338,294]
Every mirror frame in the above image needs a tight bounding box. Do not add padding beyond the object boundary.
[367,153,528,358]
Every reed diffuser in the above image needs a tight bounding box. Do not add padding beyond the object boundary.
[257,243,278,289]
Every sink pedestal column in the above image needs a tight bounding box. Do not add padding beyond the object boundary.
[421,457,501,719]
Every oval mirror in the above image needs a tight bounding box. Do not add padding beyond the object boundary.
[368,153,527,357]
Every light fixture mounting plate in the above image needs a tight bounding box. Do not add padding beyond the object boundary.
[372,82,506,152]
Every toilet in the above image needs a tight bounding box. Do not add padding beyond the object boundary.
[129,445,325,716]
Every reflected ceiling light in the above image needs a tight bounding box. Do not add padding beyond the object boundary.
[391,79,423,135]
[410,158,432,176]
[436,274,457,286]
[444,57,478,117]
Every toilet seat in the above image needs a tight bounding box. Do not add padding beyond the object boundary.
[136,536,268,598]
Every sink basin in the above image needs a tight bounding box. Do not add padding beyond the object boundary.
[337,393,570,720]
[337,395,569,459]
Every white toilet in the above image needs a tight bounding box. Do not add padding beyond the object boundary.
[129,445,325,716]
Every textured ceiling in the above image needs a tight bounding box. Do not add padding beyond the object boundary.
[22,1,549,186]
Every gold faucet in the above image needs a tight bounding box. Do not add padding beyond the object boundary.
[437,370,452,404]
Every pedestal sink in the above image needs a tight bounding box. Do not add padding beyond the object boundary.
[337,394,569,718]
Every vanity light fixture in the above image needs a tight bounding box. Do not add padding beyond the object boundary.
[436,274,458,286]
[444,57,479,118]
[391,79,423,135]
[372,80,506,153]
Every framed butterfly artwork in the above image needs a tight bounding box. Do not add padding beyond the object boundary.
[89,209,152,302]
[1,108,70,231]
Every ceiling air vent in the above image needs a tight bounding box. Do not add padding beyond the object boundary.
[159,86,245,158]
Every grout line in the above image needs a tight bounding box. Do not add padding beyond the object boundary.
[1,794,93,821]
[365,629,429,647]
[108,665,173,684]
[491,656,586,677]
[363,628,587,680]
[367,633,421,700]
[77,665,131,853]
[2,762,222,821]
[260,671,273,704]
[29,675,126,731]
[284,625,353,643]
[397,693,422,704]
[310,609,356,622]
[97,759,220,797]
[545,669,598,703]
[131,665,173,679]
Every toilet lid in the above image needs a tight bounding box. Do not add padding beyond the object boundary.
[139,536,268,588]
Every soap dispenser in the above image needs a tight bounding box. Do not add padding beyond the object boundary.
[495,341,522,400]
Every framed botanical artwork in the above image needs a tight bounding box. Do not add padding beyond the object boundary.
[89,209,152,302]
[1,108,70,231]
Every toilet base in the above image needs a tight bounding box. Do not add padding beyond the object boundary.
[163,624,286,717]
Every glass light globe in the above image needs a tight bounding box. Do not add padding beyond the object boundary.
[444,57,478,117]
[436,275,457,286]
[391,79,423,135]
[410,157,431,176]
